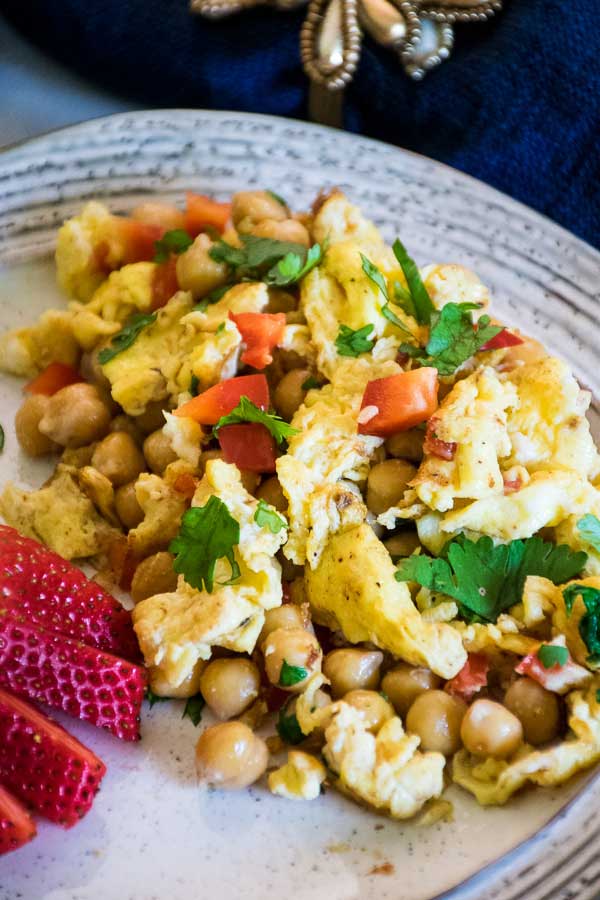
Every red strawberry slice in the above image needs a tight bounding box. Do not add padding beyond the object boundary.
[0,687,106,827]
[0,783,36,855]
[0,526,140,661]
[0,616,146,741]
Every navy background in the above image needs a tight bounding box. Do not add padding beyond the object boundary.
[3,0,599,248]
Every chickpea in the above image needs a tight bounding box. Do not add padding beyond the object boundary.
[134,401,169,435]
[131,551,178,604]
[131,201,186,231]
[79,349,111,394]
[383,532,421,560]
[406,690,466,756]
[273,369,311,422]
[143,429,178,474]
[504,678,561,746]
[260,605,309,643]
[382,665,441,717]
[91,432,146,487]
[256,476,287,513]
[149,660,205,699]
[323,649,383,699]
[39,383,111,448]
[263,627,322,693]
[366,459,417,515]
[199,658,261,720]
[251,218,310,248]
[109,414,143,446]
[343,689,395,734]
[114,481,144,529]
[195,721,268,790]
[15,395,59,457]
[460,699,523,760]
[176,233,228,299]
[231,190,288,228]
[502,336,547,368]
[385,430,423,463]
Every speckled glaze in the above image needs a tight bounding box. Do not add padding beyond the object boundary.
[1,111,600,900]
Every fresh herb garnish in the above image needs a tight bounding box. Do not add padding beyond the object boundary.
[266,189,289,209]
[190,374,200,396]
[563,584,600,665]
[392,239,436,326]
[169,497,240,592]
[146,688,169,708]
[182,693,205,726]
[98,312,157,365]
[153,229,193,263]
[335,324,376,358]
[301,375,320,391]
[360,254,412,334]
[216,322,226,335]
[537,644,569,668]
[400,303,503,376]
[209,234,322,287]
[267,243,323,287]
[577,515,600,553]
[213,396,298,445]
[193,284,233,312]
[277,705,304,744]
[396,535,587,624]
[596,689,600,703]
[0,424,4,453]
[254,499,287,534]
[279,660,308,687]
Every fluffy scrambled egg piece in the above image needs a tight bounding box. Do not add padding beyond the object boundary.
[0,309,80,378]
[311,191,391,259]
[420,264,490,311]
[127,464,191,559]
[268,751,326,800]
[183,281,269,331]
[453,681,600,805]
[305,523,466,678]
[132,460,286,691]
[55,201,115,301]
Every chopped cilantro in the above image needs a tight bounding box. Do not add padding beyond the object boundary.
[266,189,289,208]
[396,535,587,624]
[267,243,323,287]
[0,424,4,453]
[335,324,376,358]
[182,693,205,727]
[277,705,304,745]
[169,496,240,593]
[392,239,436,326]
[279,660,308,687]
[146,688,169,708]
[153,229,193,263]
[577,515,600,553]
[254,499,287,533]
[190,374,200,396]
[393,280,417,319]
[537,644,569,668]
[213,395,298,445]
[563,583,600,665]
[301,375,320,391]
[98,312,157,365]
[216,322,226,335]
[209,234,322,286]
[360,254,412,335]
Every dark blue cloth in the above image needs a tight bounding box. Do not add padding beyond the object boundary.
[3,0,599,247]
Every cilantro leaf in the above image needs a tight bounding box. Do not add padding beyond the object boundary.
[400,304,503,376]
[146,688,169,709]
[254,499,287,533]
[396,535,587,624]
[277,706,304,745]
[562,584,600,665]
[393,280,417,320]
[98,312,157,365]
[169,497,240,593]
[266,243,323,287]
[577,515,600,553]
[209,234,320,286]
[153,229,193,263]
[190,374,200,396]
[182,693,205,726]
[279,660,308,687]
[537,644,569,668]
[266,189,288,208]
[360,254,413,336]
[301,375,320,391]
[0,424,4,453]
[213,395,299,445]
[392,239,436,326]
[335,324,376,358]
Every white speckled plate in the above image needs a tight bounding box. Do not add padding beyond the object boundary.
[1,111,600,900]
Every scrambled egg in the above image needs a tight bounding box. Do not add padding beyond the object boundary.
[55,201,115,301]
[0,309,79,378]
[420,264,490,311]
[268,751,326,800]
[132,460,286,692]
[127,463,191,559]
[552,576,600,670]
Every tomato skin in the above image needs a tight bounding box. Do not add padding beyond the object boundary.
[358,368,439,437]
[151,257,179,309]
[174,374,270,424]
[423,417,457,461]
[445,653,489,701]
[24,362,82,396]
[114,219,165,264]
[480,329,524,351]
[185,193,231,237]
[514,638,588,694]
[229,312,286,369]
[218,423,277,473]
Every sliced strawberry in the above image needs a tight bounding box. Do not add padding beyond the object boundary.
[0,526,140,661]
[0,687,106,827]
[0,784,36,855]
[0,617,146,741]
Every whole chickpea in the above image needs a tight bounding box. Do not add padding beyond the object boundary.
[131,551,178,604]
[91,432,146,487]
[366,459,417,516]
[114,481,144,529]
[406,690,466,756]
[262,627,322,693]
[39,383,111,448]
[131,201,186,231]
[252,218,310,248]
[256,477,287,513]
[384,430,424,463]
[109,414,144,446]
[231,190,288,229]
[504,678,561,746]
[15,394,59,457]
[460,699,523,760]
[381,664,441,717]
[148,659,205,699]
[195,722,268,790]
[176,233,228,299]
[273,369,311,422]
[323,649,383,699]
[199,658,261,720]
[343,689,395,733]
[260,605,308,643]
[143,429,178,474]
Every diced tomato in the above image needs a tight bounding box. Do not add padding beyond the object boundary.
[185,193,231,237]
[358,368,438,438]
[113,218,165,264]
[218,423,277,473]
[174,374,270,424]
[151,257,179,309]
[24,362,82,396]
[229,311,286,369]
[172,472,198,499]
[423,417,457,461]
[515,637,590,694]
[480,329,524,351]
[445,653,489,701]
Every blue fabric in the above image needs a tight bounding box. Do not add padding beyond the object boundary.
[3,0,599,247]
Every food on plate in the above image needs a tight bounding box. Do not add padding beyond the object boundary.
[2,188,600,842]
[0,785,36,856]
